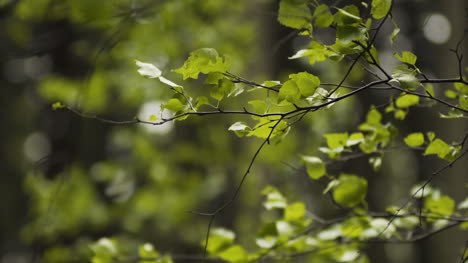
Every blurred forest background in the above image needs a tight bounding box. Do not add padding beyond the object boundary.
[0,0,467,262]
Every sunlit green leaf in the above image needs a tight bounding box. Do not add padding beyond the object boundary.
[52,102,65,110]
[148,115,158,121]
[313,4,333,28]
[278,0,312,30]
[135,60,162,79]
[424,138,451,159]
[424,191,455,216]
[302,156,326,179]
[341,217,369,238]
[391,65,421,90]
[369,156,382,171]
[284,202,306,222]
[371,0,391,19]
[459,95,468,110]
[262,186,287,210]
[175,48,231,79]
[138,243,159,259]
[324,133,348,150]
[346,132,364,146]
[337,25,366,44]
[396,94,419,108]
[207,228,235,254]
[90,238,119,263]
[218,245,248,263]
[454,82,468,94]
[335,6,362,25]
[404,132,425,147]
[394,51,417,65]
[289,41,334,65]
[163,98,185,112]
[457,197,468,209]
[333,174,368,208]
[366,107,382,125]
[228,122,251,137]
[389,19,400,43]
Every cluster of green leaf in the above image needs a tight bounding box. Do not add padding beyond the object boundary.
[15,0,468,262]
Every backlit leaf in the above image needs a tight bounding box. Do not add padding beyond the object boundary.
[278,0,312,30]
[371,0,391,19]
[175,48,231,79]
[394,51,417,65]
[333,174,368,208]
[302,156,326,179]
[404,132,425,147]
[135,60,162,79]
[313,4,333,28]
[396,94,419,108]
[391,65,421,90]
[424,138,450,159]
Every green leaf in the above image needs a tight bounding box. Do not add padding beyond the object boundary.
[138,243,159,259]
[396,94,419,108]
[217,245,248,263]
[195,96,210,108]
[393,216,419,229]
[332,174,368,208]
[427,131,436,141]
[247,119,289,139]
[228,122,251,137]
[347,132,364,146]
[278,80,300,103]
[175,48,231,79]
[159,76,182,89]
[313,4,333,28]
[341,217,369,238]
[371,0,392,19]
[366,45,380,65]
[424,138,451,159]
[424,191,455,216]
[390,24,400,44]
[459,95,468,110]
[52,102,65,110]
[278,0,312,30]
[163,98,185,112]
[262,186,287,210]
[454,82,468,94]
[284,202,306,222]
[394,51,417,65]
[324,133,348,150]
[289,41,334,65]
[335,6,362,25]
[210,79,235,101]
[391,65,421,90]
[135,60,162,78]
[444,89,458,99]
[439,108,466,119]
[207,228,235,254]
[404,132,425,147]
[369,156,382,171]
[90,238,119,263]
[248,100,267,114]
[290,72,321,97]
[457,197,468,209]
[366,107,382,125]
[302,156,326,179]
[278,72,320,102]
[148,115,158,121]
[337,25,366,44]
[424,83,435,97]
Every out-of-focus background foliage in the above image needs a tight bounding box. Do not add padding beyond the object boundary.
[0,0,466,262]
